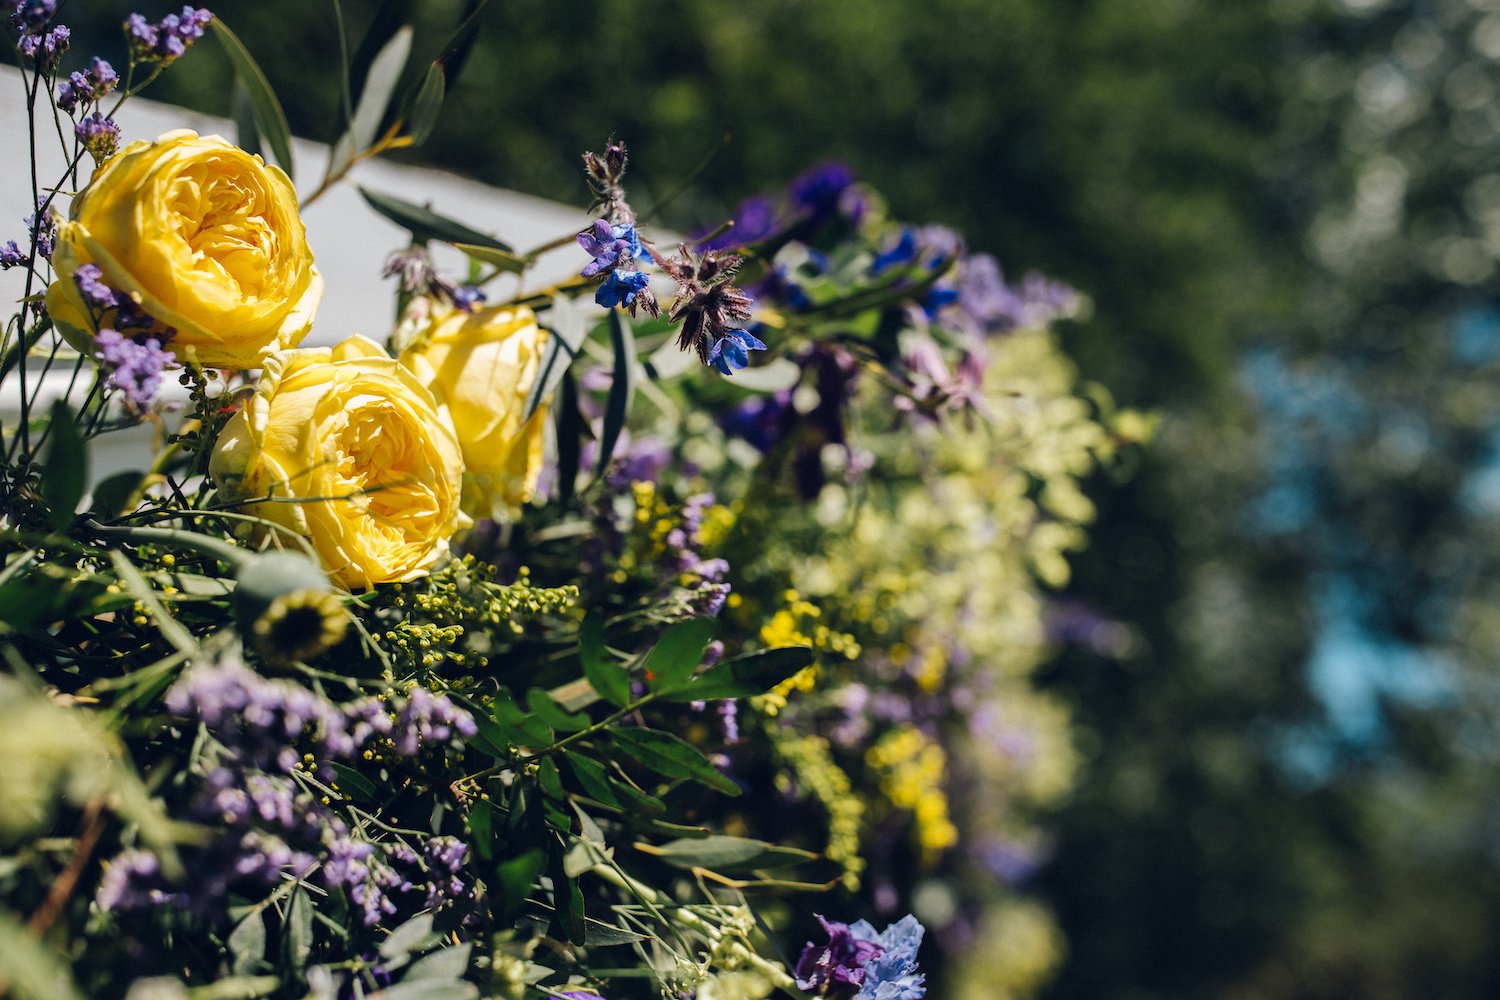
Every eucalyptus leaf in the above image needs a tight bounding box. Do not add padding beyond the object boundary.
[347,25,411,155]
[283,888,313,969]
[378,913,437,961]
[644,834,819,873]
[563,753,622,809]
[370,983,478,1000]
[401,942,472,981]
[555,367,582,509]
[358,187,512,251]
[210,19,294,178]
[594,310,636,480]
[404,63,446,145]
[227,911,266,975]
[523,294,591,427]
[450,241,525,273]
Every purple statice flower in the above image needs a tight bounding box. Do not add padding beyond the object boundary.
[390,687,477,756]
[74,263,118,310]
[94,328,177,409]
[76,111,122,162]
[24,195,56,260]
[790,162,856,221]
[57,57,119,114]
[12,0,55,31]
[126,6,213,63]
[795,915,886,993]
[96,850,178,912]
[717,697,740,745]
[0,241,22,269]
[323,830,407,927]
[424,835,469,910]
[595,267,650,310]
[708,327,767,376]
[19,23,68,69]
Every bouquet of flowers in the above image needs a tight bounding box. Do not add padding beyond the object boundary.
[0,5,1144,999]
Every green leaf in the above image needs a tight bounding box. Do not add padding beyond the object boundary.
[554,367,582,509]
[402,942,472,981]
[548,853,587,945]
[536,756,566,802]
[526,688,591,733]
[491,848,545,921]
[41,400,85,532]
[88,469,144,518]
[523,294,589,424]
[594,310,636,480]
[327,762,377,802]
[349,25,411,154]
[358,187,512,251]
[449,241,525,273]
[563,753,622,809]
[644,617,716,693]
[227,911,267,975]
[659,645,815,702]
[644,835,819,873]
[579,611,629,708]
[610,727,740,797]
[211,19,294,178]
[371,982,478,1000]
[186,976,281,1000]
[0,912,85,1000]
[466,798,495,861]
[379,913,437,961]
[492,688,553,745]
[230,79,262,159]
[283,887,313,968]
[583,918,649,946]
[404,63,447,145]
[432,0,491,86]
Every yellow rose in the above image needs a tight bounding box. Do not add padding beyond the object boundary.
[399,300,550,517]
[208,335,465,590]
[47,130,321,370]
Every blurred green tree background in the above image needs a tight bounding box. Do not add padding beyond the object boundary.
[53,0,1500,996]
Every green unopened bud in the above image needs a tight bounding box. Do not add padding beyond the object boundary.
[232,552,346,665]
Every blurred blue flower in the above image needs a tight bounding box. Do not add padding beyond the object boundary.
[709,328,767,375]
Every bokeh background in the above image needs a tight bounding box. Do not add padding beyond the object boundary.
[44,0,1500,996]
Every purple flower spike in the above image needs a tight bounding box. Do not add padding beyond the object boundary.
[0,241,23,270]
[95,329,178,409]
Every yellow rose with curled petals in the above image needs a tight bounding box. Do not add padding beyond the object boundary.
[398,299,551,517]
[209,335,465,590]
[46,130,321,369]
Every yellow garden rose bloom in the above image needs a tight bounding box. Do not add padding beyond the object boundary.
[399,300,550,517]
[209,335,465,590]
[47,130,321,369]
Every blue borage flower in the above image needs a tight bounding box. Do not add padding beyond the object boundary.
[577,218,650,278]
[595,268,650,310]
[708,327,767,375]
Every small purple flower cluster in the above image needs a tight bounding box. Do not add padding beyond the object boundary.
[667,492,731,618]
[57,56,119,113]
[2,196,57,271]
[794,914,926,1000]
[7,0,70,71]
[957,253,1080,334]
[125,6,212,64]
[95,329,177,409]
[97,658,480,920]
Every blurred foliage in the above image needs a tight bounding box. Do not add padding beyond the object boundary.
[55,0,1500,997]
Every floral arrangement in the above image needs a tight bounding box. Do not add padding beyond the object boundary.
[0,5,1143,1000]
